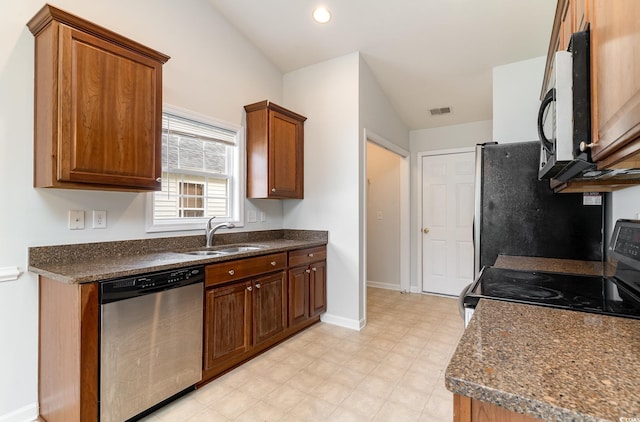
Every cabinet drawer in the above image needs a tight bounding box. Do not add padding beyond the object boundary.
[288,246,326,267]
[206,253,287,287]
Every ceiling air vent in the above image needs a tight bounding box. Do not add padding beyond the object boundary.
[429,106,452,116]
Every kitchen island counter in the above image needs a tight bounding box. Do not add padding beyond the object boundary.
[446,299,640,421]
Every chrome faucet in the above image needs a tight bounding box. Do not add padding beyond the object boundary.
[205,217,236,247]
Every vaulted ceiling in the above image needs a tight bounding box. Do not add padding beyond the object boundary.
[207,0,556,130]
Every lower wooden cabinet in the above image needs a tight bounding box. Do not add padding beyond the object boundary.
[202,245,327,383]
[203,271,286,380]
[454,394,541,422]
[288,247,327,327]
[204,280,252,371]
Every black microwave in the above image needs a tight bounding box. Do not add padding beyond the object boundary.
[538,30,593,181]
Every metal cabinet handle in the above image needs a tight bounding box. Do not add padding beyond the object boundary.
[155,177,162,183]
[311,267,317,272]
[308,253,314,257]
[305,269,311,274]
[271,261,277,266]
[247,286,252,291]
[271,188,276,192]
[228,269,235,276]
[255,283,261,289]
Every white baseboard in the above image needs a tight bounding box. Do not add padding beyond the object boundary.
[320,312,362,331]
[410,285,422,294]
[0,403,38,422]
[366,280,402,291]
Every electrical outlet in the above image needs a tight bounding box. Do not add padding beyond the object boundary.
[260,212,266,222]
[93,210,107,229]
[248,210,257,223]
[68,210,85,230]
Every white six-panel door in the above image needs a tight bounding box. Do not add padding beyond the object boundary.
[421,151,475,296]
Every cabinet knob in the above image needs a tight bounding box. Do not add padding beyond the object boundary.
[271,261,277,266]
[305,269,311,274]
[228,269,235,276]
[579,141,596,152]
[308,253,314,257]
[312,267,317,272]
[271,188,276,192]
[247,286,252,291]
[255,283,261,289]
[156,177,162,183]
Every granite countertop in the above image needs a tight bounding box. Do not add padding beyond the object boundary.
[28,229,327,284]
[494,255,615,277]
[446,299,640,421]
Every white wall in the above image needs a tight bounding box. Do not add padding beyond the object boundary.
[492,56,546,142]
[282,53,362,328]
[0,1,283,420]
[610,186,640,232]
[359,55,410,315]
[282,52,409,328]
[366,142,401,290]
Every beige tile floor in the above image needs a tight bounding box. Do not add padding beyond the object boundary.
[140,287,465,422]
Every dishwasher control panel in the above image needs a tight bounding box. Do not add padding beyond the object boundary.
[100,266,204,304]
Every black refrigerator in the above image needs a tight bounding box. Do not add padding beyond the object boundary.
[473,141,604,274]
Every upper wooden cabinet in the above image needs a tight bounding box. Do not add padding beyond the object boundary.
[589,0,640,168]
[27,5,170,191]
[542,0,591,95]
[244,101,306,199]
[541,0,640,192]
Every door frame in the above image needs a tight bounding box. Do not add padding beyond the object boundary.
[363,129,411,302]
[417,147,475,294]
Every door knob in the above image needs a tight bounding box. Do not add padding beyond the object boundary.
[423,228,430,234]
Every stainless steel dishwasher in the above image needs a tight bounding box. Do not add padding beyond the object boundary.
[99,266,204,422]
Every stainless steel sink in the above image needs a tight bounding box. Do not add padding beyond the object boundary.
[178,244,267,256]
[182,250,229,257]
[215,245,265,253]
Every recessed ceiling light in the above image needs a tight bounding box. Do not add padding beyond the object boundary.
[312,7,332,24]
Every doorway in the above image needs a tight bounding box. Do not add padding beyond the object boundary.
[364,131,410,297]
[420,149,475,296]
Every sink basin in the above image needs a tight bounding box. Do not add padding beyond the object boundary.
[182,250,229,257]
[215,245,265,253]
[178,244,267,257]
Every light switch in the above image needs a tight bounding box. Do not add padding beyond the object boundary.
[376,211,383,220]
[68,210,85,230]
[260,212,266,222]
[248,210,257,223]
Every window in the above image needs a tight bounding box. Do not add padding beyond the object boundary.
[147,106,243,232]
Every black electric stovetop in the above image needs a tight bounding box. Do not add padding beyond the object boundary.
[464,266,640,319]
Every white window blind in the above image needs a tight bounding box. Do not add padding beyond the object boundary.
[149,109,241,230]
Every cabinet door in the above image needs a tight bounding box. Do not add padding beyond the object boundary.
[58,25,162,189]
[590,0,640,165]
[288,266,310,326]
[269,109,303,198]
[253,272,287,345]
[310,260,327,317]
[204,281,252,371]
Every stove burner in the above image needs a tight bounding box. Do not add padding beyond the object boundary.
[486,283,564,300]
[500,270,553,283]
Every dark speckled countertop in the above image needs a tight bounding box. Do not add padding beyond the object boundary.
[446,299,640,421]
[28,229,327,284]
[448,255,636,421]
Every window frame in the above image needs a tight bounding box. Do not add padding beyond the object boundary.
[146,104,245,233]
